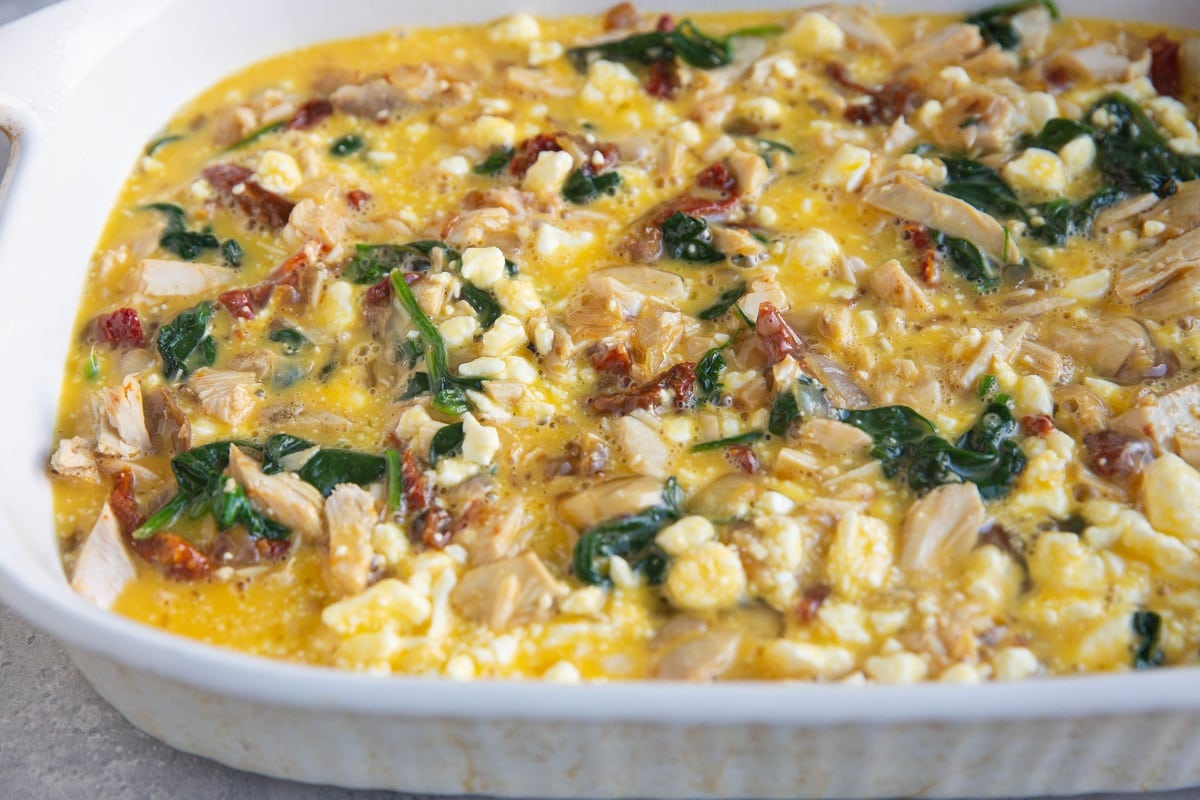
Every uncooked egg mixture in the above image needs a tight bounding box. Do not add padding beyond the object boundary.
[50,3,1200,683]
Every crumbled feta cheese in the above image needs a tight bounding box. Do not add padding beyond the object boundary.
[1025,92,1059,131]
[668,120,702,146]
[462,115,516,150]
[817,143,872,191]
[991,647,1040,681]
[864,652,928,684]
[763,640,855,679]
[655,516,716,557]
[445,654,476,681]
[437,155,471,176]
[1013,374,1053,416]
[323,280,355,329]
[1003,148,1066,199]
[488,13,540,43]
[461,413,500,466]
[580,60,641,108]
[371,522,409,567]
[480,314,528,357]
[255,150,302,195]
[787,228,841,270]
[1140,453,1200,545]
[461,246,507,288]
[528,40,564,66]
[1059,135,1096,178]
[435,456,478,488]
[505,356,539,384]
[523,150,575,197]
[535,223,594,257]
[826,511,893,600]
[457,357,507,379]
[437,315,478,349]
[785,12,846,56]
[737,96,785,127]
[1061,269,1110,300]
[494,277,542,317]
[543,660,582,683]
[561,586,606,617]
[665,541,746,611]
[321,579,431,634]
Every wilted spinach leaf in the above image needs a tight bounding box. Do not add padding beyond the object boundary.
[1132,610,1165,669]
[662,212,724,263]
[429,422,466,465]
[157,302,217,380]
[460,282,502,328]
[298,449,387,496]
[573,477,683,587]
[343,241,458,284]
[144,202,221,261]
[331,134,364,157]
[697,281,746,321]
[966,0,1060,50]
[474,147,514,176]
[562,169,622,204]
[940,158,1028,222]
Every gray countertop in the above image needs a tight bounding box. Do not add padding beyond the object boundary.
[2,1,1198,797]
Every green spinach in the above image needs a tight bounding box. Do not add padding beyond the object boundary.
[662,212,724,263]
[940,158,1028,222]
[566,19,779,73]
[691,431,764,452]
[932,231,1002,291]
[562,168,622,204]
[1132,610,1165,669]
[343,241,457,284]
[697,281,746,321]
[768,377,831,436]
[474,147,514,176]
[460,282,502,328]
[965,0,1060,50]
[157,302,217,380]
[331,134,365,157]
[429,422,466,465]
[144,203,221,261]
[225,121,284,151]
[573,477,683,587]
[298,449,387,496]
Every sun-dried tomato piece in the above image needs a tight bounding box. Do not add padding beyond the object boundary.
[509,133,564,178]
[1020,414,1055,437]
[727,444,760,474]
[1044,65,1073,90]
[96,308,145,348]
[795,584,831,623]
[133,533,210,581]
[401,449,433,513]
[218,289,257,320]
[590,362,697,416]
[346,189,372,210]
[287,98,334,130]
[696,162,737,193]
[978,521,1022,561]
[412,506,453,549]
[1148,34,1182,98]
[902,222,939,285]
[254,538,291,560]
[589,343,633,378]
[654,13,674,33]
[756,302,806,367]
[203,163,296,230]
[645,59,680,100]
[364,276,394,307]
[1084,430,1153,479]
[827,63,918,126]
[108,470,145,535]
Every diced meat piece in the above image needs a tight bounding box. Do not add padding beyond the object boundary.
[896,23,985,70]
[687,473,759,519]
[69,503,136,608]
[227,444,324,540]
[454,497,531,566]
[557,475,664,530]
[450,552,568,630]
[798,418,872,456]
[586,266,688,317]
[401,449,433,513]
[142,386,191,455]
[1040,317,1162,385]
[324,483,379,595]
[203,163,296,231]
[1094,193,1161,233]
[727,150,772,201]
[283,197,348,258]
[927,86,1019,153]
[1010,5,1053,56]
[132,259,230,305]
[611,415,671,478]
[814,5,895,53]
[827,63,917,126]
[1048,43,1151,83]
[1115,228,1200,303]
[95,308,145,348]
[801,354,870,409]
[1112,380,1200,457]
[330,78,410,118]
[90,375,152,459]
[899,483,986,573]
[1053,385,1112,438]
[868,259,932,312]
[1137,268,1200,320]
[228,350,275,381]
[864,173,1021,263]
[653,629,741,681]
[185,369,260,425]
[50,436,99,483]
[1144,180,1200,232]
[603,2,640,31]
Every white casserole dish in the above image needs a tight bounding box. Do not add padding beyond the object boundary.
[2,0,1199,795]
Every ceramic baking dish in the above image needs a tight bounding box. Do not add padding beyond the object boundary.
[2,0,1199,795]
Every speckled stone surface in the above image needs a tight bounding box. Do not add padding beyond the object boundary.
[2,1,1199,798]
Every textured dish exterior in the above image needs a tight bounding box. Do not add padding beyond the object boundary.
[1,0,1199,796]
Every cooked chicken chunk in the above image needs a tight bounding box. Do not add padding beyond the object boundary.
[90,374,153,459]
[897,23,984,70]
[1115,228,1200,303]
[186,369,261,425]
[132,258,230,304]
[868,259,933,312]
[899,483,986,572]
[450,552,568,630]
[454,497,532,565]
[557,476,665,530]
[1113,380,1200,457]
[227,444,325,540]
[69,503,136,609]
[865,174,1021,262]
[50,436,100,483]
[324,484,379,595]
[653,629,742,681]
